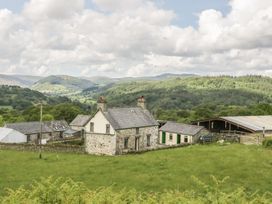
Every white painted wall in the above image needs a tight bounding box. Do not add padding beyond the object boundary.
[159,131,193,145]
[87,110,115,134]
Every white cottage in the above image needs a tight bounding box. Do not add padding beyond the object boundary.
[85,96,159,155]
[159,121,208,145]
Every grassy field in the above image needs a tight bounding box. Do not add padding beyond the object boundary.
[0,144,272,195]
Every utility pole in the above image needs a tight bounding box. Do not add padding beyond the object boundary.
[39,103,43,159]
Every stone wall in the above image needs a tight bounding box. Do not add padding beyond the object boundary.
[0,143,85,154]
[115,126,158,155]
[239,133,267,145]
[85,133,116,155]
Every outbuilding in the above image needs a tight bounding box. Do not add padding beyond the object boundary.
[159,121,208,145]
[0,127,27,143]
[193,116,272,135]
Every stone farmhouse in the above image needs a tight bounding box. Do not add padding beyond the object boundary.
[159,121,208,146]
[85,96,159,155]
[5,120,70,143]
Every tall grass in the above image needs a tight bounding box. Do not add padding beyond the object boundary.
[1,177,271,204]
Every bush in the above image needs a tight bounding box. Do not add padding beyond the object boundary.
[1,177,272,204]
[262,137,272,148]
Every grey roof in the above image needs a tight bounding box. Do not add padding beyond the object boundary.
[103,107,159,130]
[220,116,272,132]
[44,120,69,132]
[70,115,92,127]
[64,129,80,135]
[5,120,69,135]
[6,122,52,134]
[160,121,204,136]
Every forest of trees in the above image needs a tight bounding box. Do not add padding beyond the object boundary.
[0,86,93,125]
[1,76,272,125]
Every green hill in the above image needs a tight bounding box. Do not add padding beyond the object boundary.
[32,75,96,95]
[0,74,41,87]
[83,75,272,121]
[0,85,70,110]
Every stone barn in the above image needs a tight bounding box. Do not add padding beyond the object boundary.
[85,96,159,155]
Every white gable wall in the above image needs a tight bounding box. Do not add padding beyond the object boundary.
[87,110,115,134]
[0,128,27,143]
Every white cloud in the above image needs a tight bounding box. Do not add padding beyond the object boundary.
[0,0,272,77]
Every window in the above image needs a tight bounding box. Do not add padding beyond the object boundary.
[124,138,129,149]
[136,127,140,134]
[169,134,173,140]
[90,122,94,132]
[184,136,188,143]
[146,134,151,147]
[106,124,110,134]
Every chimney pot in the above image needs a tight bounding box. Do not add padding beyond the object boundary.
[137,96,146,109]
[97,96,107,111]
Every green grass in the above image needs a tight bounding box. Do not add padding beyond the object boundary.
[0,144,272,195]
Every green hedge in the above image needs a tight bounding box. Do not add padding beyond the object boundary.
[262,137,272,148]
[1,177,272,204]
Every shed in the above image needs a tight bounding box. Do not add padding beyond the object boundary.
[159,121,208,145]
[0,128,27,143]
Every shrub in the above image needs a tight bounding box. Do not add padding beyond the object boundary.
[1,177,271,204]
[262,137,272,148]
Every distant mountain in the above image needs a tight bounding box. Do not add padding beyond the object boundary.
[32,75,96,95]
[82,73,197,86]
[0,74,42,87]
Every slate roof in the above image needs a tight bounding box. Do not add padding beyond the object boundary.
[160,121,205,136]
[44,120,69,132]
[70,115,92,127]
[220,116,272,132]
[5,120,69,135]
[103,107,159,130]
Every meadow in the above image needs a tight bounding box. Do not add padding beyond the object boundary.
[0,144,272,196]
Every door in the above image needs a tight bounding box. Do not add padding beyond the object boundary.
[162,131,166,144]
[177,134,181,144]
[135,137,140,151]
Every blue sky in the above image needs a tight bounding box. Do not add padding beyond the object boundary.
[0,0,230,27]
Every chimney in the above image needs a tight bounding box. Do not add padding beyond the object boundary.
[97,96,107,112]
[137,96,146,109]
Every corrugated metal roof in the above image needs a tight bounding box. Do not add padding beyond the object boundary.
[104,107,159,130]
[220,116,272,131]
[70,115,92,127]
[160,121,205,136]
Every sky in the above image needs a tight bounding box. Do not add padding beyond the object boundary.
[0,0,271,77]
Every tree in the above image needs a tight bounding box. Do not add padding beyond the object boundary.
[0,115,4,127]
[43,114,54,121]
